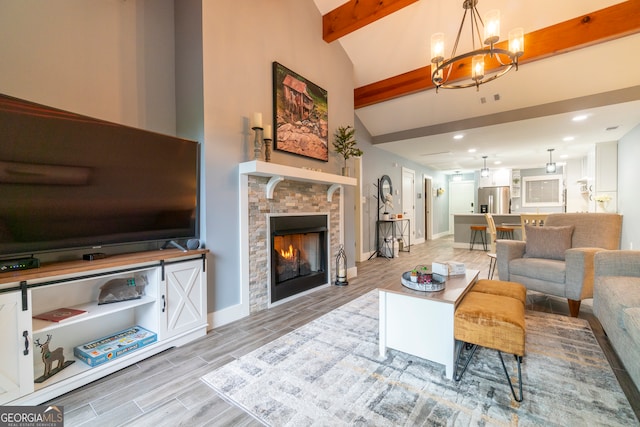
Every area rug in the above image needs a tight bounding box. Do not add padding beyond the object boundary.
[201,290,638,426]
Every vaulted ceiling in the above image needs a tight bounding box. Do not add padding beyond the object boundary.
[314,0,640,173]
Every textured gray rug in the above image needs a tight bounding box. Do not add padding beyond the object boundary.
[202,290,638,426]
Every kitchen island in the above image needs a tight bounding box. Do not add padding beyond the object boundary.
[453,213,523,249]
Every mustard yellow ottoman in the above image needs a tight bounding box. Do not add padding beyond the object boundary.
[470,279,527,305]
[454,280,526,402]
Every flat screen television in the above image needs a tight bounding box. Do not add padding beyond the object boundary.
[0,93,200,258]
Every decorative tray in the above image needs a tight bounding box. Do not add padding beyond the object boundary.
[401,271,446,292]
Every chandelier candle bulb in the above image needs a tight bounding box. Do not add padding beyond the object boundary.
[483,9,500,45]
[472,55,485,81]
[430,32,445,63]
[509,28,525,56]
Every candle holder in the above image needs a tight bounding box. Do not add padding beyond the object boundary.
[263,138,272,162]
[252,126,263,160]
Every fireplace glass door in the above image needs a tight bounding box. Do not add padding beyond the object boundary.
[270,215,328,303]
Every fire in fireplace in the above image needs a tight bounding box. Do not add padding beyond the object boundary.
[270,215,328,304]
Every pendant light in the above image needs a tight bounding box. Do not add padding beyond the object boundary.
[480,155,490,177]
[546,149,556,173]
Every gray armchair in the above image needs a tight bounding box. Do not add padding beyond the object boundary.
[496,213,622,317]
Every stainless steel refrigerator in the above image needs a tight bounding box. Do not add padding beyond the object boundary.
[478,186,511,214]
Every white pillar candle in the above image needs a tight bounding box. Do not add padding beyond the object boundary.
[264,124,272,139]
[252,112,262,128]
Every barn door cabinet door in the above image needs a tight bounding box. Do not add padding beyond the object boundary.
[0,290,34,404]
[159,259,207,340]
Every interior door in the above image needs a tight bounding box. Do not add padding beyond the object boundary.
[449,180,475,234]
[401,167,415,243]
[424,177,432,240]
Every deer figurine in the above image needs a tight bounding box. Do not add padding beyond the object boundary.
[35,334,65,378]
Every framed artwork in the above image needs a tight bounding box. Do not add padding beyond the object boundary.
[272,62,328,161]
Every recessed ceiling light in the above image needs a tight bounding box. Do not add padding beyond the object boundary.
[563,136,574,142]
[494,160,502,165]
[468,148,476,153]
[453,134,464,140]
[572,114,588,122]
[560,154,569,159]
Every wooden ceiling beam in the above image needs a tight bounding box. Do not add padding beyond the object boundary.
[354,0,640,109]
[323,0,419,43]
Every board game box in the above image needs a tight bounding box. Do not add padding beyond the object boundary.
[74,326,157,367]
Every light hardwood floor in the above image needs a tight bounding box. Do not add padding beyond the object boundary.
[49,237,640,426]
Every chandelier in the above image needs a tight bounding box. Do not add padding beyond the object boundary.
[430,0,524,91]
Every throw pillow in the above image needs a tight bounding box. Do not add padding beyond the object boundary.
[524,225,574,261]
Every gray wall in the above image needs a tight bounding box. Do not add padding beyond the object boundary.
[200,1,355,314]
[0,0,355,320]
[0,0,177,133]
[355,117,448,254]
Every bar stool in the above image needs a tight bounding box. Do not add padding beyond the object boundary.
[469,225,487,251]
[496,225,515,240]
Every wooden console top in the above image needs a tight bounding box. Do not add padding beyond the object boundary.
[0,249,208,286]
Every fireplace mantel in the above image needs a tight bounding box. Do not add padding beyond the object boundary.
[239,160,357,200]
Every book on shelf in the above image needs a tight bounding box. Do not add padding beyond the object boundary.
[33,307,87,322]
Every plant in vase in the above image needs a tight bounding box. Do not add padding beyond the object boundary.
[332,125,363,176]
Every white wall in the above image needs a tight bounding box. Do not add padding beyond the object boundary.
[618,123,640,250]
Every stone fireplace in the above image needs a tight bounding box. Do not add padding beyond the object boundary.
[239,161,356,314]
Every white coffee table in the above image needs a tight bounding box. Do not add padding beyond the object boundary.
[378,269,480,380]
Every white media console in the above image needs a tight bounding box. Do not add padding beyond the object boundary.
[0,249,208,405]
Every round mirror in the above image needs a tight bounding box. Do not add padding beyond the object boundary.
[379,175,393,201]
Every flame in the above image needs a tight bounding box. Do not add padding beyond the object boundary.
[280,244,295,259]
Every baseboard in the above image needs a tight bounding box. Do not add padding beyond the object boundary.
[348,265,357,279]
[209,303,246,330]
[360,250,375,262]
[432,231,450,240]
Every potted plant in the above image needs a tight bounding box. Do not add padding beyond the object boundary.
[332,125,363,176]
